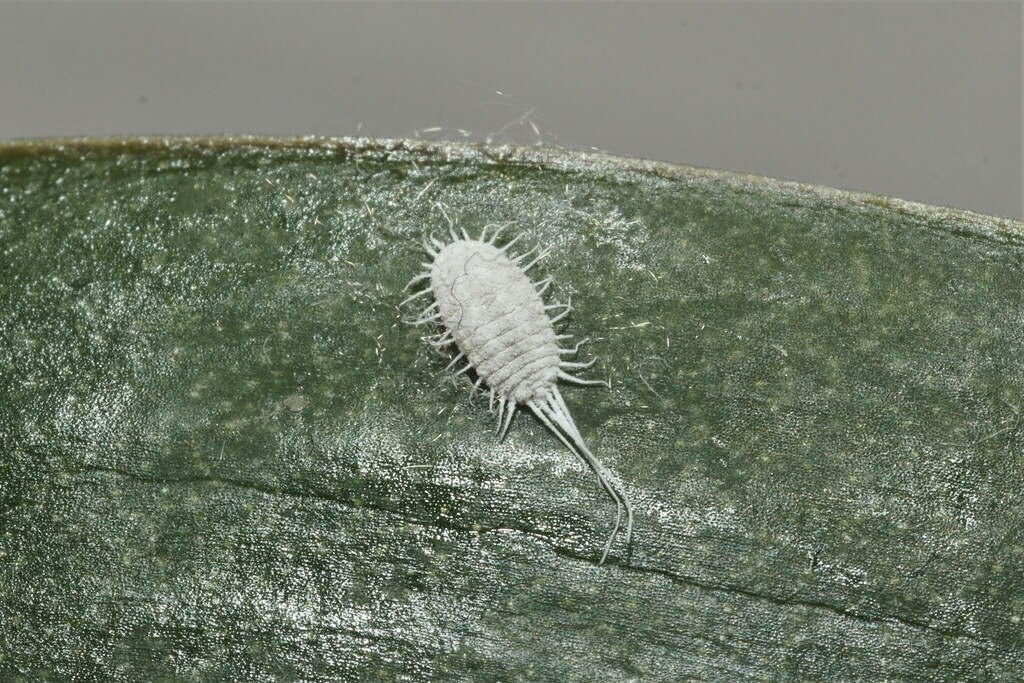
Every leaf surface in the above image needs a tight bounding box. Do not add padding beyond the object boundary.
[1,138,1023,681]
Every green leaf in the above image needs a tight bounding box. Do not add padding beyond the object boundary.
[2,137,1023,681]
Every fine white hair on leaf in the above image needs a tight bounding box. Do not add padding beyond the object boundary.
[402,225,634,564]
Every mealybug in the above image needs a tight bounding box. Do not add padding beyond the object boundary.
[402,224,634,564]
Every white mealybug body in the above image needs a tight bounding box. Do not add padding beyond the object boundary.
[402,225,634,564]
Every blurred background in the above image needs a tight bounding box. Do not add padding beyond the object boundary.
[0,2,1020,219]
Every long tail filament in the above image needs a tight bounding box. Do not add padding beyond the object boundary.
[527,389,633,564]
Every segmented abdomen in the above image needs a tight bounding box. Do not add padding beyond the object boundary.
[430,240,559,403]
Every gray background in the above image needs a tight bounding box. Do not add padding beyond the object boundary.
[1,1,1021,219]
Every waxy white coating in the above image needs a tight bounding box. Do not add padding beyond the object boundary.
[403,225,634,564]
[430,239,559,405]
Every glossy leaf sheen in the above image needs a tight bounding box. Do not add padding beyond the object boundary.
[1,138,1023,681]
